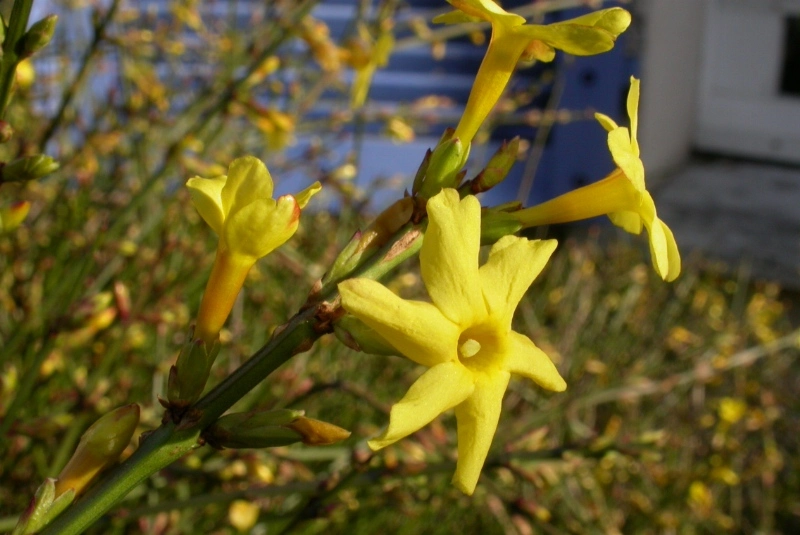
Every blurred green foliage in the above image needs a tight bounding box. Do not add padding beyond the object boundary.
[1,0,799,533]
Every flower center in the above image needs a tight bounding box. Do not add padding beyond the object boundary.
[458,339,481,359]
[456,322,506,373]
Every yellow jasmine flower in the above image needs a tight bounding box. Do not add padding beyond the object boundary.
[339,189,565,495]
[188,156,321,343]
[435,1,631,145]
[513,77,680,281]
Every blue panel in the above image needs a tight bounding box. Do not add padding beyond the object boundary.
[482,2,639,208]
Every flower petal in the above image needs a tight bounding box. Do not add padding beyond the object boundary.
[187,175,226,234]
[224,195,297,260]
[368,361,475,450]
[517,23,615,57]
[608,210,643,235]
[594,112,618,133]
[221,156,274,217]
[504,331,566,392]
[660,219,681,282]
[421,189,485,326]
[294,181,322,209]
[339,278,460,368]
[448,0,526,27]
[627,76,640,157]
[479,236,557,328]
[562,8,632,36]
[452,370,510,494]
[607,127,645,191]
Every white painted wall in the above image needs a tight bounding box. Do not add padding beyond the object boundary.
[636,0,706,182]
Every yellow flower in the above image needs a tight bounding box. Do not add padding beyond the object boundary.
[513,77,680,281]
[339,189,564,494]
[435,1,631,145]
[188,156,320,343]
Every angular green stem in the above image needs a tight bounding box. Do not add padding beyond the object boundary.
[0,0,34,118]
[41,221,427,534]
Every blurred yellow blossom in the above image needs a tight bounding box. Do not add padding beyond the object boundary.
[339,189,564,494]
[228,500,259,532]
[345,22,394,109]
[15,59,35,89]
[0,201,30,232]
[718,397,747,425]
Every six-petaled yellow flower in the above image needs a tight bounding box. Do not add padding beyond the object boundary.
[434,0,631,145]
[188,156,321,343]
[339,189,565,495]
[513,77,680,281]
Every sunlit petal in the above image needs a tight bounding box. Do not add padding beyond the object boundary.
[221,156,274,217]
[295,181,322,209]
[187,175,226,234]
[505,331,566,392]
[627,76,640,156]
[452,370,509,494]
[339,279,460,367]
[368,361,475,450]
[421,189,485,326]
[479,236,557,327]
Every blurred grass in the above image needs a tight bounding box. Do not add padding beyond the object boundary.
[1,1,800,533]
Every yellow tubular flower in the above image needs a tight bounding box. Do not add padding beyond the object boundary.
[434,1,631,145]
[188,156,321,343]
[514,77,681,281]
[339,189,565,495]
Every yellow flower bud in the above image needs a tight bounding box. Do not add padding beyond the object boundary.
[54,404,140,497]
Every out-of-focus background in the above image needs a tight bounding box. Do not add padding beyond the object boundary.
[1,0,800,533]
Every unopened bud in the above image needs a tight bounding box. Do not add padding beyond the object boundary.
[12,479,75,535]
[2,154,59,183]
[334,314,398,356]
[418,128,470,198]
[321,197,414,289]
[355,197,413,254]
[18,15,58,58]
[205,409,305,449]
[54,404,139,497]
[167,335,221,409]
[286,416,351,446]
[466,137,520,194]
[411,148,432,195]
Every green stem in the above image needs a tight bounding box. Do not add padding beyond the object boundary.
[41,219,428,534]
[0,0,34,118]
[0,1,32,116]
[0,332,54,438]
